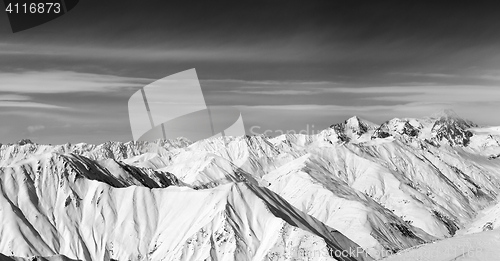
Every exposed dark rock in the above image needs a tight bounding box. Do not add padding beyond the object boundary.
[430,110,478,147]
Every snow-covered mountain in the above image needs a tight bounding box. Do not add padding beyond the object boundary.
[0,145,370,261]
[1,110,499,261]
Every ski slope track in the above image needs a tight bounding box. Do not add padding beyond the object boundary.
[0,110,499,261]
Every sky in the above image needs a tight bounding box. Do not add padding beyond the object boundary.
[0,1,500,144]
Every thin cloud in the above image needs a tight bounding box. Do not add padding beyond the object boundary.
[27,125,45,133]
[0,41,329,63]
[203,80,339,95]
[236,103,449,112]
[392,71,500,82]
[349,85,500,103]
[0,94,31,101]
[202,79,334,85]
[222,90,316,95]
[0,70,152,94]
[0,101,70,109]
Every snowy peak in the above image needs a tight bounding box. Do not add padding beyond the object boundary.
[429,111,478,146]
[16,139,35,146]
[367,110,483,147]
[345,116,378,135]
[373,118,420,139]
[330,116,379,142]
[0,138,191,167]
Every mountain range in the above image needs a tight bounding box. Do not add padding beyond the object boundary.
[1,110,499,261]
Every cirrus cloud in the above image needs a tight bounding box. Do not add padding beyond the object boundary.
[27,125,45,133]
[0,70,152,94]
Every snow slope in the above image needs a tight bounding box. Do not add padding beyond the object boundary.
[1,110,499,260]
[0,254,78,261]
[0,153,371,261]
[380,229,500,261]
